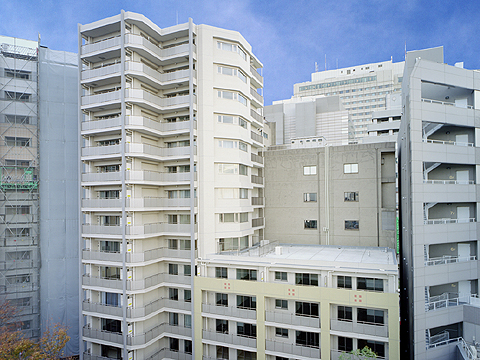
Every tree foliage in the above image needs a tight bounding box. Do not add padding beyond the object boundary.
[0,300,70,359]
[339,346,378,360]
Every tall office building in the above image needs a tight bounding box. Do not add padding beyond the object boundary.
[399,47,480,359]
[78,11,266,359]
[0,36,79,355]
[294,60,404,143]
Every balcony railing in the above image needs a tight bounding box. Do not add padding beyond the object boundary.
[82,300,123,317]
[425,255,477,266]
[424,217,475,225]
[423,138,474,147]
[330,319,388,338]
[81,63,121,81]
[423,179,474,185]
[251,197,264,206]
[82,90,121,107]
[252,217,264,227]
[82,325,123,345]
[250,65,263,84]
[266,339,320,359]
[126,197,193,208]
[124,34,192,60]
[83,272,192,291]
[125,116,193,134]
[125,142,191,158]
[127,247,191,262]
[125,61,192,84]
[126,170,193,183]
[81,36,121,56]
[265,310,320,328]
[82,224,122,236]
[201,303,256,320]
[82,171,121,183]
[250,109,263,124]
[251,131,263,144]
[81,117,122,132]
[250,87,263,103]
[251,153,263,164]
[425,292,480,311]
[125,89,191,109]
[421,98,474,109]
[82,198,122,208]
[202,330,256,349]
[146,348,192,360]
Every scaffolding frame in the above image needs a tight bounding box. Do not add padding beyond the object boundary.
[0,37,40,339]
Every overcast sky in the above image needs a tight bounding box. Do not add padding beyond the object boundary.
[1,0,479,105]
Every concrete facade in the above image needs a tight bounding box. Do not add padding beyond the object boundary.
[195,243,400,360]
[264,142,396,249]
[399,46,480,359]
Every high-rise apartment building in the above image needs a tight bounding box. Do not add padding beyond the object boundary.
[294,60,404,143]
[0,36,79,355]
[399,46,480,359]
[78,11,267,359]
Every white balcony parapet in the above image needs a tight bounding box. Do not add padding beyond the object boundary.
[82,90,121,106]
[425,292,480,311]
[201,303,256,320]
[126,170,193,183]
[250,65,263,84]
[265,339,320,359]
[81,36,121,56]
[424,217,475,225]
[125,142,191,158]
[81,63,121,81]
[82,171,121,182]
[425,255,477,266]
[421,98,474,109]
[82,144,121,158]
[125,61,191,84]
[82,117,122,132]
[422,138,474,147]
[125,116,192,134]
[423,179,475,185]
[124,34,192,60]
[125,89,191,109]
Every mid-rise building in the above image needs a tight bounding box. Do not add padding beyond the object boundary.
[78,11,267,359]
[363,94,402,145]
[399,46,480,359]
[264,141,397,249]
[195,242,400,360]
[294,59,404,143]
[0,36,79,355]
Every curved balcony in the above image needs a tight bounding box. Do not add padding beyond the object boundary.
[81,36,121,59]
[126,170,193,184]
[81,90,121,109]
[125,142,191,160]
[124,34,193,62]
[125,116,192,135]
[81,63,121,83]
[125,61,191,86]
[81,116,122,134]
[125,89,192,111]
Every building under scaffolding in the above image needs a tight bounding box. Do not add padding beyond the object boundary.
[0,36,40,338]
[0,36,79,356]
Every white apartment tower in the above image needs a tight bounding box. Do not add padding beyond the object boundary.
[79,11,266,359]
[294,60,404,143]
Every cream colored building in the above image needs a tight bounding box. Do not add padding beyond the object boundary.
[79,11,269,360]
[195,242,399,360]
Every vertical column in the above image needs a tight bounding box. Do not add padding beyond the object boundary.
[257,292,266,360]
[320,300,330,360]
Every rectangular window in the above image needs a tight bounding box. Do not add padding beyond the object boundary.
[218,114,235,124]
[337,276,352,289]
[218,65,237,76]
[216,319,228,333]
[239,117,248,129]
[275,271,287,281]
[345,220,359,230]
[5,137,30,147]
[168,263,178,275]
[239,141,248,152]
[184,289,191,302]
[357,340,385,358]
[296,331,319,348]
[218,140,236,149]
[295,273,318,286]
[179,239,191,250]
[357,277,384,292]
[169,312,178,326]
[169,288,178,301]
[239,188,248,199]
[338,336,353,352]
[184,264,191,276]
[237,295,256,310]
[337,306,352,321]
[238,70,247,83]
[219,213,236,223]
[237,269,257,281]
[344,192,359,201]
[275,299,288,309]
[216,293,228,306]
[5,205,30,215]
[237,322,256,338]
[169,337,179,351]
[184,339,192,354]
[304,220,317,229]
[295,301,319,317]
[344,163,359,173]
[219,163,238,174]
[303,165,317,175]
[357,308,384,325]
[216,346,229,360]
[304,193,317,202]
[239,212,248,223]
[216,267,227,279]
[238,350,256,360]
[238,94,247,106]
[239,164,248,176]
[276,327,288,338]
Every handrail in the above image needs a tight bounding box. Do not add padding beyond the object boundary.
[424,217,475,225]
[425,255,477,266]
[425,293,480,311]
[422,138,474,147]
[424,179,474,185]
[421,98,474,109]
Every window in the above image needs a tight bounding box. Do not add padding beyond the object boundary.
[237,322,256,338]
[216,267,227,279]
[219,163,238,174]
[296,331,319,348]
[239,117,247,129]
[184,339,192,354]
[296,301,319,317]
[169,337,179,351]
[184,264,191,276]
[276,327,288,338]
[5,91,30,101]
[275,271,287,281]
[6,205,30,215]
[344,163,359,173]
[239,164,248,176]
[345,220,359,230]
[344,192,359,201]
[338,306,352,321]
[184,289,191,302]
[304,220,317,229]
[5,115,30,124]
[5,69,30,79]
[239,141,248,152]
[295,273,318,286]
[357,277,384,292]
[337,276,352,289]
[168,264,178,275]
[5,137,30,147]
[238,350,256,360]
[239,212,248,223]
[237,269,257,281]
[238,94,247,106]
[218,140,236,149]
[357,339,385,357]
[357,308,384,325]
[216,319,228,333]
[217,346,229,360]
[338,336,353,352]
[303,165,317,175]
[216,293,228,306]
[168,214,190,224]
[99,190,120,199]
[6,228,30,237]
[239,188,248,199]
[168,239,178,249]
[217,41,247,61]
[169,288,178,301]
[237,295,256,310]
[275,299,288,309]
[169,312,178,326]
[304,193,317,202]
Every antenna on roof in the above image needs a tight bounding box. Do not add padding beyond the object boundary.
[315,62,318,72]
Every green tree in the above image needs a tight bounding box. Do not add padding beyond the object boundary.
[339,346,378,360]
